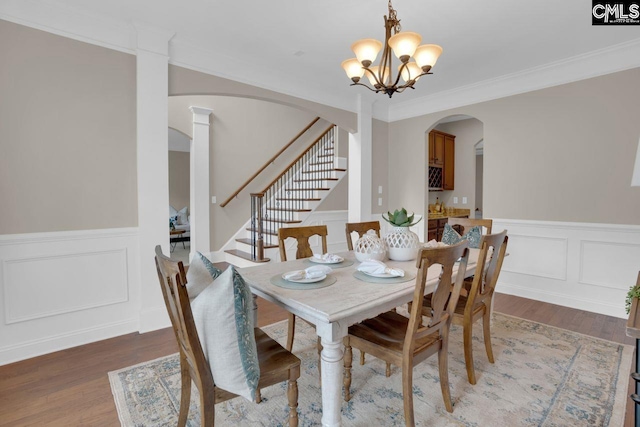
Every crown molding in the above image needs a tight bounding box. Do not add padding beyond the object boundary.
[387,37,640,122]
[132,21,175,56]
[0,0,135,54]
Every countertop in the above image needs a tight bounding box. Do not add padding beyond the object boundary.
[427,209,471,220]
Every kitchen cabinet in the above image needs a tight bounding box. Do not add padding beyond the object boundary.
[428,129,455,190]
[427,215,468,241]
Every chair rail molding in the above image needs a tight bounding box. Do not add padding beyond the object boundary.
[0,228,141,366]
[493,218,640,319]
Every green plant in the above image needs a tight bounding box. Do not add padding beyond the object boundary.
[382,208,422,227]
[626,285,640,314]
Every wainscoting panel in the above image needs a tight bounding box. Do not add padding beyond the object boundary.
[494,219,640,319]
[579,240,640,291]
[0,228,140,365]
[500,234,568,280]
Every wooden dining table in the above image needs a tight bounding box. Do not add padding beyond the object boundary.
[238,249,480,427]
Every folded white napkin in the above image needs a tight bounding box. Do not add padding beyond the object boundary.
[283,265,332,281]
[356,260,404,277]
[313,253,344,263]
[423,239,448,248]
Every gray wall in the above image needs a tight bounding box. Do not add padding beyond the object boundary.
[169,151,190,212]
[389,67,640,233]
[0,19,137,234]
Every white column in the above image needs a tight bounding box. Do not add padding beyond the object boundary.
[134,23,175,333]
[189,106,213,258]
[348,95,373,222]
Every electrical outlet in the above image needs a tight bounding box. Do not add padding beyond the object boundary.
[453,197,458,204]
[212,196,217,204]
[462,197,467,204]
[378,197,383,206]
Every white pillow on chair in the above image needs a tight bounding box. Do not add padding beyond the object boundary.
[186,252,221,300]
[190,266,260,401]
[169,205,178,217]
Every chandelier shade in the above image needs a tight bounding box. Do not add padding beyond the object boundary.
[351,39,383,67]
[342,0,442,98]
[388,31,421,62]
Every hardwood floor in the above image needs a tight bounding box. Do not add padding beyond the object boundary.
[0,293,634,426]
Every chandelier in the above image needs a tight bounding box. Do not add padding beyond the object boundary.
[341,0,443,98]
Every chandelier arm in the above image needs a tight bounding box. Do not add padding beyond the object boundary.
[363,67,383,88]
[350,81,380,93]
[392,61,410,88]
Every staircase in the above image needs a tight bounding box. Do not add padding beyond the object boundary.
[223,124,346,264]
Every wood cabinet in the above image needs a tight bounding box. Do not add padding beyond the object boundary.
[428,216,468,241]
[428,129,455,190]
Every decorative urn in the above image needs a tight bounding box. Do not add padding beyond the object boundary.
[382,208,422,261]
[354,230,387,262]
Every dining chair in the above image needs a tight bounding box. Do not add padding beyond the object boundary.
[155,246,301,427]
[343,241,470,424]
[421,230,508,385]
[447,217,493,235]
[278,225,327,377]
[345,220,381,251]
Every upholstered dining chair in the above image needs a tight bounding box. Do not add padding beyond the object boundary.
[154,246,301,427]
[278,225,327,373]
[343,241,470,425]
[421,230,508,385]
[447,217,493,235]
[345,220,381,251]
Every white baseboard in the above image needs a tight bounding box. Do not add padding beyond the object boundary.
[493,218,640,319]
[0,227,142,365]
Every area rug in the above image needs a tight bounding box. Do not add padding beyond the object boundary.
[109,313,632,426]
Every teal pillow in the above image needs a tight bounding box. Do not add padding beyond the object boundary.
[441,223,482,248]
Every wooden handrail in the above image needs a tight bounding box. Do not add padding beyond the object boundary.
[258,125,335,194]
[220,117,321,207]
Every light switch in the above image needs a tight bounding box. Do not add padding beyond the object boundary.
[378,197,383,206]
[462,197,467,204]
[453,197,458,204]
[378,185,383,194]
[212,196,217,204]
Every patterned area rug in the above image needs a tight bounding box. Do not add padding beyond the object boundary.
[109,313,632,426]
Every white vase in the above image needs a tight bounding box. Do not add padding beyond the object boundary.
[384,226,420,261]
[354,230,386,262]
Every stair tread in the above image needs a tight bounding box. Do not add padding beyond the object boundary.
[235,238,278,249]
[301,168,344,174]
[275,197,321,201]
[285,188,330,191]
[225,249,270,263]
[309,161,333,165]
[294,178,338,182]
[263,219,303,224]
[317,154,334,158]
[266,207,312,212]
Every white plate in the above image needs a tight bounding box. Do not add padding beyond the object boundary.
[308,256,344,264]
[361,271,402,278]
[282,272,327,283]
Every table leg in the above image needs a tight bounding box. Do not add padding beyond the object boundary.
[320,337,344,427]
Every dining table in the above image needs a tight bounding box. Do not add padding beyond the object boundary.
[238,248,480,427]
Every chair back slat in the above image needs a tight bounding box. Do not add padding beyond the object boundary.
[447,218,493,235]
[345,221,381,251]
[278,225,328,261]
[405,241,470,350]
[465,231,508,310]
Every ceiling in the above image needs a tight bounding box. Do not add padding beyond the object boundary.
[8,0,640,118]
